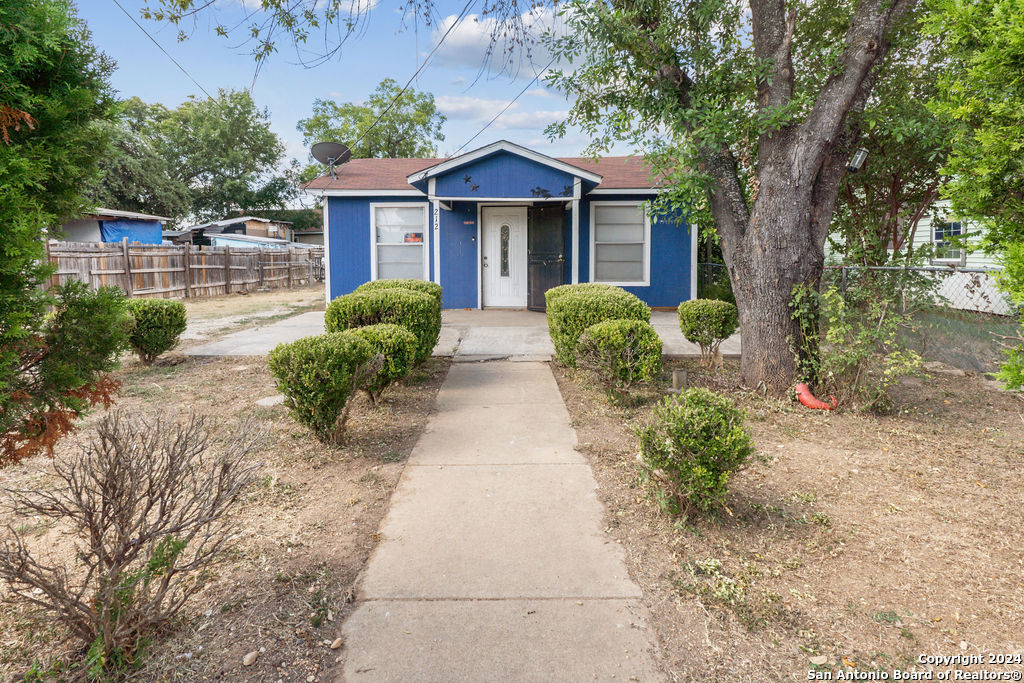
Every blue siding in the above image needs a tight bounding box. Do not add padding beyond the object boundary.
[434,151,576,199]
[579,194,693,308]
[326,196,430,300]
[439,202,479,308]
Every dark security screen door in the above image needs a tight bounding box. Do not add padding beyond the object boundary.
[527,205,566,311]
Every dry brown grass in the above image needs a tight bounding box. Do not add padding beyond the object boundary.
[554,360,1024,681]
[0,350,448,680]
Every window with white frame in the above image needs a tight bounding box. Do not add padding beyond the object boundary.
[591,203,649,284]
[933,219,963,263]
[372,204,428,279]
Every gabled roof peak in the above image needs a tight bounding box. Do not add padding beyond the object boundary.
[406,140,603,185]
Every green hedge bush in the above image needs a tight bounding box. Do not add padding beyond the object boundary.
[636,388,755,517]
[267,333,380,444]
[546,285,650,365]
[577,319,662,398]
[347,323,418,402]
[325,288,440,364]
[355,278,443,306]
[126,298,188,365]
[677,299,739,369]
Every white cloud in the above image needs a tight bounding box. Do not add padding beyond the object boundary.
[429,6,572,76]
[436,94,510,120]
[435,94,566,132]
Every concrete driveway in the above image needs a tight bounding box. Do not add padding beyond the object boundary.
[185,308,741,361]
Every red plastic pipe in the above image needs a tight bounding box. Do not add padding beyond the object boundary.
[793,383,838,411]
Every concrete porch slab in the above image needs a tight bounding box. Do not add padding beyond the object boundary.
[185,306,742,360]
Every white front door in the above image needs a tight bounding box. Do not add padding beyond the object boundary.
[481,206,528,307]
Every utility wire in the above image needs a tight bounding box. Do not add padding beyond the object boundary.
[111,0,215,100]
[451,56,556,157]
[351,0,477,148]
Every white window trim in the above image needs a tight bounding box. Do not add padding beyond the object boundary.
[589,200,651,287]
[369,202,430,281]
[931,218,966,266]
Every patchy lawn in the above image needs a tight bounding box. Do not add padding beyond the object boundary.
[181,285,326,343]
[0,350,448,680]
[554,361,1024,681]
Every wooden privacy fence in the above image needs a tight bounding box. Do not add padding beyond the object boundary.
[47,240,325,300]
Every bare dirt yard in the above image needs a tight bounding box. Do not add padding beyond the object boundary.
[0,291,448,681]
[554,361,1024,681]
[180,285,326,343]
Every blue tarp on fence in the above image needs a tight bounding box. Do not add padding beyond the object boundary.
[99,219,163,244]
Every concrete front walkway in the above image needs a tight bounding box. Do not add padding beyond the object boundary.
[186,308,741,361]
[336,361,663,680]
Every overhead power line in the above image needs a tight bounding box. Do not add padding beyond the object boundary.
[111,0,215,100]
[351,0,477,148]
[451,56,556,157]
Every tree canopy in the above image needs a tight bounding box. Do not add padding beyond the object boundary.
[89,90,297,225]
[927,0,1024,251]
[297,79,446,180]
[0,0,132,464]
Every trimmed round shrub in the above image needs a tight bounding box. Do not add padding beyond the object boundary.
[268,332,379,444]
[325,288,440,364]
[348,323,418,402]
[126,298,188,365]
[577,319,662,397]
[677,299,739,369]
[355,278,443,306]
[546,285,650,366]
[636,388,755,517]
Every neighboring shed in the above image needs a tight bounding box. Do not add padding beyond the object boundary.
[58,208,169,245]
[188,216,294,241]
[303,140,696,311]
[207,233,315,250]
[293,230,324,246]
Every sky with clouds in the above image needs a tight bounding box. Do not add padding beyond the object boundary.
[81,0,624,169]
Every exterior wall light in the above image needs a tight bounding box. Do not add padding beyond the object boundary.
[846,147,869,173]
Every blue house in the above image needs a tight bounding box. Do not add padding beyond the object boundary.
[305,141,696,310]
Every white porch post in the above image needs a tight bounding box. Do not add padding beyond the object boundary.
[571,178,581,284]
[429,178,441,285]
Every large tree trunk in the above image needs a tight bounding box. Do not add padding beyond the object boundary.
[720,175,828,390]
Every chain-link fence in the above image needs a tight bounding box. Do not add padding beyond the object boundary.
[826,265,1017,374]
[696,262,1018,374]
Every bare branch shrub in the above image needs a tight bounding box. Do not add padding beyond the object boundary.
[0,411,261,678]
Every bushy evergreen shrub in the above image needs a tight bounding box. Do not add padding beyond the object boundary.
[347,323,417,402]
[326,288,440,364]
[268,333,380,443]
[577,319,662,398]
[355,278,443,305]
[126,298,188,365]
[546,285,650,365]
[676,299,739,369]
[636,388,754,517]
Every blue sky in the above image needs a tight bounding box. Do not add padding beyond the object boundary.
[80,0,611,168]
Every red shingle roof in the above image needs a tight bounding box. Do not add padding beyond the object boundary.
[303,154,658,191]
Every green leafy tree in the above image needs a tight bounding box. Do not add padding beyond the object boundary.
[927,0,1024,250]
[0,0,131,465]
[87,98,191,220]
[297,78,445,177]
[830,28,951,266]
[160,89,296,222]
[545,0,923,390]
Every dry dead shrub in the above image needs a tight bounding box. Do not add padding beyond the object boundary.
[0,411,261,679]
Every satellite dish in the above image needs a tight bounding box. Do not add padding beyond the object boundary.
[311,141,351,178]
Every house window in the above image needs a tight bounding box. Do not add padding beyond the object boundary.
[933,220,963,263]
[591,203,649,285]
[372,204,428,280]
